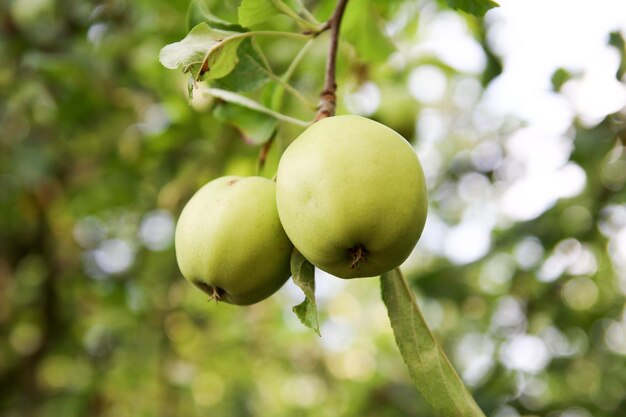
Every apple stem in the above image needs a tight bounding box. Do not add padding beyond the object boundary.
[316,0,350,120]
[350,245,367,269]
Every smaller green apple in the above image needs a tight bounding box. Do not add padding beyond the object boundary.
[175,176,292,305]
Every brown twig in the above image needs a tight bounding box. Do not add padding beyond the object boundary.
[257,136,275,174]
[316,0,350,120]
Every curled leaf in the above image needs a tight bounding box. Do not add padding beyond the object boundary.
[159,22,244,81]
[290,249,320,335]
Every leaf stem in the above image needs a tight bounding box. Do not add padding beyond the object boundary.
[230,30,312,42]
[246,39,317,109]
[294,0,321,25]
[201,87,311,127]
[268,39,316,111]
[266,72,317,109]
[272,0,319,30]
[251,38,275,75]
[316,0,350,120]
[283,38,315,81]
[197,30,311,81]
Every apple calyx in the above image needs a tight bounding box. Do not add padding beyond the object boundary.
[349,245,368,270]
[193,279,225,303]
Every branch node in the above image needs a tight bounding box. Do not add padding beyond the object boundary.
[315,0,349,120]
[316,89,337,120]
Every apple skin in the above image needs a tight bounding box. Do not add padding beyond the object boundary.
[175,176,292,305]
[276,115,427,279]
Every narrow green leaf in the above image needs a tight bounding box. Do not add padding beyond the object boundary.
[159,23,243,81]
[266,38,315,111]
[381,268,486,417]
[290,249,320,335]
[238,0,281,27]
[444,0,499,17]
[341,0,395,63]
[213,39,270,92]
[202,87,310,126]
[213,101,277,145]
[186,0,245,31]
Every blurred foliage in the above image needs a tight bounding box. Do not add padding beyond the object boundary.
[1,1,625,417]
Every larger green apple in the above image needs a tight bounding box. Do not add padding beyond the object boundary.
[175,176,292,305]
[276,115,427,278]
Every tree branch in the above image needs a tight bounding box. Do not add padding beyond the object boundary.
[316,0,350,120]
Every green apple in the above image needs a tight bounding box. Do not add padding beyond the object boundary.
[175,176,292,305]
[276,115,427,279]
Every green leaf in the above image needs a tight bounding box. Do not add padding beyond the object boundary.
[213,39,270,92]
[290,249,320,335]
[444,0,499,17]
[238,0,281,27]
[380,269,486,417]
[202,87,310,126]
[202,37,244,79]
[212,101,278,144]
[281,0,306,15]
[186,0,246,31]
[239,0,315,29]
[264,38,315,111]
[551,68,572,92]
[609,31,626,80]
[159,22,243,81]
[341,0,395,63]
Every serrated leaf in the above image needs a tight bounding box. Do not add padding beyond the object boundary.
[213,39,270,92]
[381,269,486,417]
[186,0,246,31]
[213,101,278,144]
[238,0,281,27]
[159,22,243,81]
[445,0,499,17]
[290,249,320,335]
[341,0,395,63]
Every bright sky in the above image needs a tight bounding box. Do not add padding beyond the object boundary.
[485,0,626,128]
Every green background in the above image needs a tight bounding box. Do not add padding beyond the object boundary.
[1,0,625,416]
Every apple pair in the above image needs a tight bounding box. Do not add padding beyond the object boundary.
[175,115,428,305]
